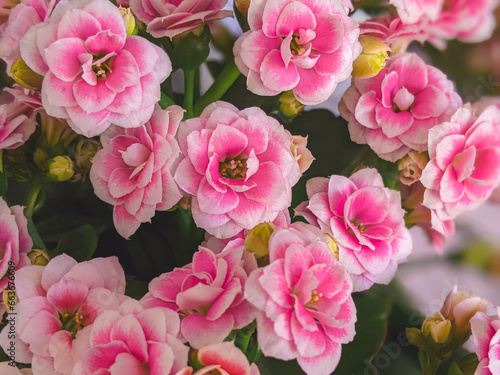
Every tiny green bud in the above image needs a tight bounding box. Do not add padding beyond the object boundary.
[75,138,101,170]
[28,249,50,266]
[47,155,74,182]
[11,57,43,91]
[352,36,391,79]
[422,313,452,344]
[279,91,305,117]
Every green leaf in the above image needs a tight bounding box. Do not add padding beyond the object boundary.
[54,224,98,262]
[159,92,175,109]
[37,213,109,243]
[125,279,149,300]
[448,362,465,375]
[256,355,303,375]
[0,169,7,198]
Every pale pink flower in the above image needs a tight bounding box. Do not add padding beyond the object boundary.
[233,0,361,105]
[0,87,37,149]
[141,246,256,349]
[245,222,356,375]
[291,135,314,174]
[72,299,189,375]
[470,308,500,375]
[13,254,126,374]
[0,0,18,26]
[421,106,500,220]
[339,52,462,162]
[390,0,498,48]
[441,286,488,334]
[90,105,183,239]
[295,168,412,291]
[174,101,301,239]
[0,0,59,69]
[20,0,171,137]
[130,0,232,39]
[175,341,260,375]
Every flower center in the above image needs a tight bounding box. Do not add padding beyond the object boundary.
[60,312,84,339]
[305,289,323,309]
[290,35,307,56]
[219,157,247,180]
[92,59,113,79]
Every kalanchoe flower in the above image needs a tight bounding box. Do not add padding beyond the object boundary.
[245,222,356,375]
[470,308,500,375]
[174,101,301,239]
[141,246,257,349]
[421,105,500,221]
[295,168,412,291]
[441,285,488,334]
[20,0,172,137]
[233,0,361,105]
[339,52,462,162]
[90,105,183,239]
[130,0,232,39]
[397,150,429,186]
[175,341,260,375]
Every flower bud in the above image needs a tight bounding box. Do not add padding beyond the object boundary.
[245,222,276,260]
[2,289,18,312]
[441,286,488,334]
[28,248,50,266]
[398,151,429,186]
[47,155,74,182]
[279,91,305,117]
[33,148,49,169]
[10,57,43,90]
[119,7,137,36]
[422,313,452,344]
[179,196,192,210]
[235,0,251,17]
[75,138,101,170]
[290,135,314,174]
[352,35,391,79]
[39,113,77,150]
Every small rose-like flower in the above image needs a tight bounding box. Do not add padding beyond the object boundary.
[339,52,462,162]
[471,308,500,375]
[441,285,488,334]
[90,105,183,239]
[174,101,301,239]
[141,246,256,349]
[245,223,356,375]
[20,0,172,137]
[130,0,232,39]
[421,105,500,220]
[295,168,412,291]
[233,0,361,105]
[397,151,429,186]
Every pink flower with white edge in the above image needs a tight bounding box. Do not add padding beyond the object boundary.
[233,0,361,105]
[421,105,500,221]
[130,0,233,39]
[470,308,500,375]
[89,105,183,239]
[295,168,412,291]
[174,101,301,239]
[72,299,189,375]
[339,52,462,162]
[19,0,171,137]
[0,87,37,149]
[141,246,257,349]
[13,254,126,374]
[175,341,260,375]
[245,222,356,375]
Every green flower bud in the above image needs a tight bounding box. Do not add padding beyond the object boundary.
[47,155,74,182]
[245,222,276,261]
[28,249,50,266]
[33,148,49,169]
[75,138,101,170]
[279,91,305,117]
[422,313,452,344]
[352,36,391,79]
[119,7,138,36]
[11,57,43,90]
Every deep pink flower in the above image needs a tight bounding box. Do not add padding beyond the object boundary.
[130,0,232,39]
[421,105,500,221]
[20,0,171,137]
[245,222,356,375]
[295,168,412,291]
[72,300,189,375]
[13,254,126,374]
[470,308,500,375]
[90,105,183,239]
[0,87,37,149]
[233,0,361,105]
[141,246,256,349]
[339,52,462,162]
[175,341,260,375]
[390,0,498,48]
[174,101,301,239]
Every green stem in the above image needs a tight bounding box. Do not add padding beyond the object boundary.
[183,69,195,119]
[23,182,46,250]
[193,60,241,117]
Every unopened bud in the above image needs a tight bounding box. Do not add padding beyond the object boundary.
[290,135,314,174]
[39,113,77,149]
[398,151,429,186]
[441,286,488,334]
[33,148,49,169]
[47,155,74,182]
[119,7,137,36]
[11,57,43,90]
[75,138,101,170]
[235,0,251,17]
[245,222,276,260]
[352,36,391,79]
[28,248,50,266]
[422,313,452,344]
[279,91,305,117]
[2,289,18,312]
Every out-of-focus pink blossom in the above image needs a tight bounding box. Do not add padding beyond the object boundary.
[72,299,189,375]
[0,87,37,149]
[90,105,183,239]
[130,0,232,39]
[339,53,462,162]
[233,0,361,105]
[245,222,356,375]
[20,0,171,137]
[141,246,256,349]
[296,168,412,291]
[174,101,301,239]
[421,106,500,220]
[470,308,500,375]
[175,341,260,375]
[12,254,126,374]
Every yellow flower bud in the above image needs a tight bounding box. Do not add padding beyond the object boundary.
[28,248,50,266]
[11,57,43,90]
[352,36,391,79]
[119,7,137,36]
[75,138,101,170]
[2,289,18,312]
[235,0,251,17]
[245,222,276,260]
[422,313,452,344]
[279,91,305,117]
[47,155,75,182]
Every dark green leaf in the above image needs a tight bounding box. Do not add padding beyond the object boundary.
[0,168,7,198]
[448,362,465,375]
[37,213,109,243]
[159,92,175,109]
[256,355,303,375]
[54,224,98,262]
[125,279,149,300]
